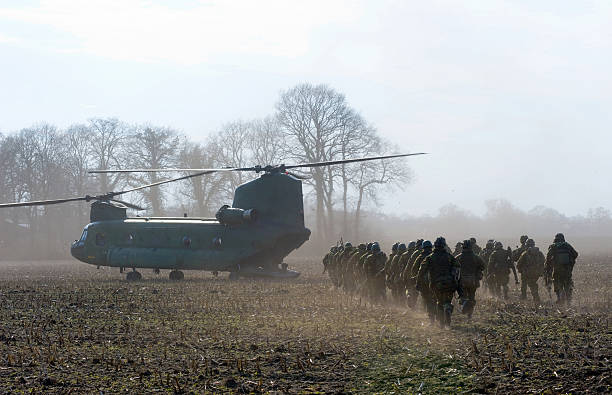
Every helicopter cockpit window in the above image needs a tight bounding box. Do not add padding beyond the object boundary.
[79,229,88,242]
[212,237,222,249]
[182,236,191,248]
[95,233,106,247]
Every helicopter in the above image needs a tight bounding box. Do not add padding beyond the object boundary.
[0,153,425,280]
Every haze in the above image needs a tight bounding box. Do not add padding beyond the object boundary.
[1,0,610,217]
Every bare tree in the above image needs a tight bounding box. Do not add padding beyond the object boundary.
[276,83,355,241]
[88,118,129,193]
[127,125,182,215]
[177,141,227,216]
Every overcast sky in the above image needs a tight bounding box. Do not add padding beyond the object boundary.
[0,0,610,217]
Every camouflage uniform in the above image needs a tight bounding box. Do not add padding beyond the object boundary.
[338,244,356,293]
[488,242,518,299]
[388,243,410,303]
[400,240,422,308]
[545,233,578,306]
[480,240,495,291]
[512,236,529,298]
[384,243,399,295]
[470,238,482,256]
[412,241,434,318]
[456,240,485,318]
[516,239,545,303]
[357,243,374,297]
[417,238,459,327]
[323,247,338,284]
[365,243,387,303]
[453,242,463,257]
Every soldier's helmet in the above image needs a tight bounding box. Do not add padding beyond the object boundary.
[392,242,399,252]
[398,243,407,252]
[416,239,424,248]
[372,243,381,252]
[554,233,565,242]
[470,237,477,244]
[358,243,366,251]
[494,241,503,249]
[434,237,446,248]
[455,242,462,248]
[366,242,373,251]
[408,241,416,249]
[462,239,472,250]
[345,242,352,248]
[526,239,535,248]
[520,235,528,244]
[422,240,433,249]
[331,246,338,253]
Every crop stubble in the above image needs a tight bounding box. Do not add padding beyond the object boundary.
[0,256,609,393]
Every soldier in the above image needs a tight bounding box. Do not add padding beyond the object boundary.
[488,242,519,299]
[545,233,578,306]
[339,242,356,293]
[480,239,495,291]
[403,239,424,308]
[384,242,400,294]
[323,246,339,285]
[470,237,482,256]
[365,242,387,303]
[412,240,435,319]
[512,235,529,264]
[516,239,545,304]
[388,243,408,303]
[357,243,374,297]
[417,237,459,327]
[453,242,463,257]
[456,240,485,318]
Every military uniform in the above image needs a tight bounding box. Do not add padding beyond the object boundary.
[365,244,387,302]
[412,242,434,318]
[517,240,545,303]
[488,243,518,299]
[456,241,485,318]
[338,244,356,293]
[480,240,495,291]
[470,238,482,256]
[388,244,410,303]
[417,238,458,327]
[545,234,578,305]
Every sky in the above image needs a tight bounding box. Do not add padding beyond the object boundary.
[0,0,610,217]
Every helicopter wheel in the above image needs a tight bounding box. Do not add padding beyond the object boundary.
[228,272,240,281]
[169,270,184,281]
[126,270,142,281]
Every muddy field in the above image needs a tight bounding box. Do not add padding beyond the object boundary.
[0,256,610,394]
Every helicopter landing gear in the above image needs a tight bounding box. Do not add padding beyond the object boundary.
[126,270,142,281]
[228,272,240,281]
[169,270,184,281]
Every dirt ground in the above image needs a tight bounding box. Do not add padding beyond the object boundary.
[0,256,609,394]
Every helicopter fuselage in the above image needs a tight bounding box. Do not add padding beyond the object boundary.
[70,172,311,277]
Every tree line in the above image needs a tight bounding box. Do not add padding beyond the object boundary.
[0,84,411,258]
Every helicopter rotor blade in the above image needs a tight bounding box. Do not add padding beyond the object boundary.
[283,152,427,170]
[107,170,219,198]
[0,196,90,208]
[89,167,244,174]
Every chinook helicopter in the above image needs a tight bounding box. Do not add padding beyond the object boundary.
[0,153,425,280]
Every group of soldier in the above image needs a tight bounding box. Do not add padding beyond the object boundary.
[322,233,578,328]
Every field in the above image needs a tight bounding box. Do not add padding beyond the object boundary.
[0,256,610,394]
